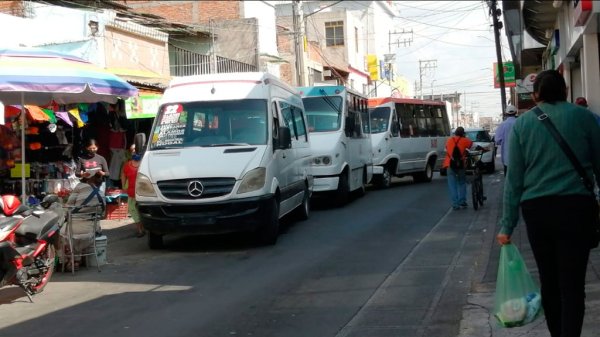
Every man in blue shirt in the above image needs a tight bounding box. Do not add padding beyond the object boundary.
[495,105,517,176]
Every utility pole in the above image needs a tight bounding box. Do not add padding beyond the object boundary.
[210,19,217,74]
[419,59,437,99]
[490,0,507,114]
[384,29,413,94]
[292,1,304,86]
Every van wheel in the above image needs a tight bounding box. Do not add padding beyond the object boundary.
[335,171,350,206]
[486,156,496,174]
[256,198,279,245]
[413,161,434,183]
[375,166,392,188]
[294,184,310,221]
[147,232,164,250]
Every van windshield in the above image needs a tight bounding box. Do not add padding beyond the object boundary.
[150,99,268,149]
[302,96,342,132]
[368,107,390,134]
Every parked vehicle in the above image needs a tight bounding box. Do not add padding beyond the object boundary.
[0,194,64,300]
[135,72,313,249]
[297,85,373,205]
[367,97,452,187]
[463,127,496,173]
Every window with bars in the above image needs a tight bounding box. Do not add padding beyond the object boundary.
[325,21,344,46]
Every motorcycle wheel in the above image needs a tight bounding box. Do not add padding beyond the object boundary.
[28,245,56,294]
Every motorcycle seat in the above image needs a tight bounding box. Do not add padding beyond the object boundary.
[16,210,61,240]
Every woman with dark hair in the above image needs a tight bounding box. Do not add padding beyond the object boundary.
[76,138,109,179]
[497,69,600,337]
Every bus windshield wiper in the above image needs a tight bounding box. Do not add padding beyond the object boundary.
[319,89,341,114]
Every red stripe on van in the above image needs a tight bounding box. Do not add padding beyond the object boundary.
[170,80,263,88]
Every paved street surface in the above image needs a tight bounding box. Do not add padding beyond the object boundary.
[0,165,599,337]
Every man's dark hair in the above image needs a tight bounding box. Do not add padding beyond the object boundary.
[533,70,567,103]
[454,126,465,137]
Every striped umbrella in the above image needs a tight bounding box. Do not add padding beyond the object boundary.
[0,47,139,200]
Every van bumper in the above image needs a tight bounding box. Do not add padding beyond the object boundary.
[312,176,339,192]
[137,194,274,235]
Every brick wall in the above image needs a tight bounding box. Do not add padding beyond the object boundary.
[122,0,241,24]
[198,1,241,24]
[123,1,196,24]
[0,1,24,16]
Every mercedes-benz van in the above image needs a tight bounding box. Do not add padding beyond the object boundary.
[135,72,313,248]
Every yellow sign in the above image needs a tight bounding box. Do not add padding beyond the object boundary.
[10,163,30,178]
[366,54,379,81]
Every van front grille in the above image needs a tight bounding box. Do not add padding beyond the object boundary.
[157,178,236,200]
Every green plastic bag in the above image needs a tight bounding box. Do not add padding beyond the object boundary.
[493,243,542,327]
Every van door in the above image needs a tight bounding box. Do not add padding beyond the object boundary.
[272,101,288,190]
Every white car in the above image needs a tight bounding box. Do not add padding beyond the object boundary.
[464,127,496,173]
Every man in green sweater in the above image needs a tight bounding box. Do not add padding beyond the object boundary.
[496,70,600,337]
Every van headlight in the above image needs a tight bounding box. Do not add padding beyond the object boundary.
[312,155,332,166]
[237,167,266,194]
[136,173,157,197]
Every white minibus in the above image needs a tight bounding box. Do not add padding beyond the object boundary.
[135,72,313,248]
[367,97,451,188]
[298,85,373,205]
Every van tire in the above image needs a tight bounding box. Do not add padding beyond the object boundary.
[486,156,496,174]
[335,171,350,206]
[294,184,310,221]
[147,232,164,250]
[256,198,279,245]
[413,161,434,183]
[375,166,392,188]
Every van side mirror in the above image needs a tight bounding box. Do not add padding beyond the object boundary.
[277,126,292,149]
[134,133,147,155]
[344,116,355,137]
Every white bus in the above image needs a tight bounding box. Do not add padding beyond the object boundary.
[367,97,451,188]
[298,85,373,205]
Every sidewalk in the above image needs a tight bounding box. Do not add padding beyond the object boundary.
[457,172,600,337]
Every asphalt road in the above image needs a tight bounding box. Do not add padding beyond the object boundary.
[0,173,489,337]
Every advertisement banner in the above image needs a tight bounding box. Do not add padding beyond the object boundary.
[125,94,162,119]
[493,62,516,88]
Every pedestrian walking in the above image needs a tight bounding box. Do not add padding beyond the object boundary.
[497,70,600,337]
[443,126,473,210]
[121,144,144,237]
[495,104,518,176]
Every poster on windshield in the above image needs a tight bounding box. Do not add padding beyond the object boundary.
[152,104,187,146]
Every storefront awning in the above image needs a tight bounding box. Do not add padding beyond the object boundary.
[106,68,171,90]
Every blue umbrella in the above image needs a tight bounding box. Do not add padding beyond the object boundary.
[0,47,139,200]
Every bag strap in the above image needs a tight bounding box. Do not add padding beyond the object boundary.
[532,106,595,195]
[447,137,461,159]
[72,186,104,214]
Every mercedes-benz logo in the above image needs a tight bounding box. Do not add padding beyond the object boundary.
[187,180,204,197]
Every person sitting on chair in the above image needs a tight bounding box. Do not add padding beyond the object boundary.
[61,173,105,271]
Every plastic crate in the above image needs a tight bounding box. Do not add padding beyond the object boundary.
[106,202,129,220]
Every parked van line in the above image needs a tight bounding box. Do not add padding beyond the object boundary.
[367,97,452,188]
[135,72,313,249]
[298,85,373,205]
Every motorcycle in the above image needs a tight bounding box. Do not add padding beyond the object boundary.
[0,194,65,301]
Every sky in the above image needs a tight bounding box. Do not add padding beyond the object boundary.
[388,1,511,118]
